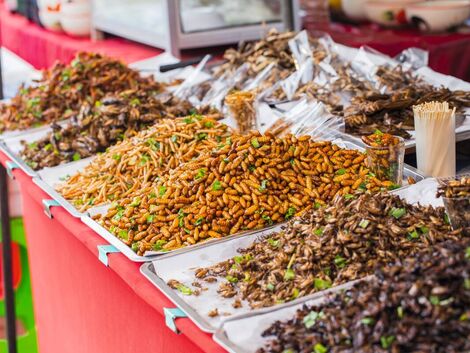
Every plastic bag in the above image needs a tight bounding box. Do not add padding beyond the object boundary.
[200,63,250,110]
[173,54,212,100]
[394,47,429,71]
[266,99,343,141]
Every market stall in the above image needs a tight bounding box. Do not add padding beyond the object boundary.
[0,10,470,353]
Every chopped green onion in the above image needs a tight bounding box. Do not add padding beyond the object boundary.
[267,238,280,247]
[380,335,395,349]
[251,138,260,148]
[389,207,406,219]
[261,214,273,225]
[130,197,141,207]
[212,180,222,191]
[397,306,404,319]
[195,169,206,180]
[177,284,192,295]
[118,230,128,240]
[153,240,167,251]
[303,310,325,329]
[284,269,295,281]
[197,133,207,140]
[130,98,141,106]
[285,207,296,220]
[334,255,347,268]
[314,278,332,290]
[359,219,369,228]
[361,317,375,326]
[258,179,268,192]
[225,275,238,283]
[313,343,328,353]
[408,230,419,240]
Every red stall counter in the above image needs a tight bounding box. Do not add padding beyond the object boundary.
[0,151,227,353]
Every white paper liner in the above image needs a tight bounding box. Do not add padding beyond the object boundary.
[213,278,370,353]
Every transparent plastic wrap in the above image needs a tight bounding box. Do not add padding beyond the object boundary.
[173,54,212,101]
[394,47,429,71]
[261,60,314,104]
[288,30,313,69]
[200,63,250,110]
[242,62,277,92]
[266,99,343,141]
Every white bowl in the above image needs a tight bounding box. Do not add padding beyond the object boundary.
[60,15,91,36]
[61,1,91,17]
[342,0,369,21]
[37,0,59,10]
[365,0,421,26]
[39,9,62,31]
[406,0,470,32]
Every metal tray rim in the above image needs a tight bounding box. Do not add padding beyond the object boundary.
[32,177,84,218]
[0,141,38,177]
[212,276,374,353]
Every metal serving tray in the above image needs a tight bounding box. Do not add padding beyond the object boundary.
[31,135,422,263]
[82,213,280,263]
[142,255,369,336]
[0,119,72,177]
[33,157,96,218]
[140,225,284,332]
[212,278,371,353]
[138,179,437,334]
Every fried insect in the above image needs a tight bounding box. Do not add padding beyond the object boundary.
[193,193,461,309]
[57,115,231,211]
[98,132,395,255]
[19,91,205,170]
[259,240,470,353]
[0,52,164,132]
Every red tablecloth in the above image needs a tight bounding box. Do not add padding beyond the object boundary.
[308,22,470,82]
[0,7,161,69]
[0,151,226,353]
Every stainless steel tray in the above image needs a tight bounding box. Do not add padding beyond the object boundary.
[138,179,437,334]
[212,278,372,353]
[0,119,72,177]
[140,225,284,332]
[142,256,369,336]
[42,135,422,262]
[140,218,378,334]
[33,157,96,218]
[83,214,280,263]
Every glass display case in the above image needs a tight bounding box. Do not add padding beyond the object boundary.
[91,0,300,56]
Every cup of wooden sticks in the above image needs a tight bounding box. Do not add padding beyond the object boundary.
[413,101,456,177]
